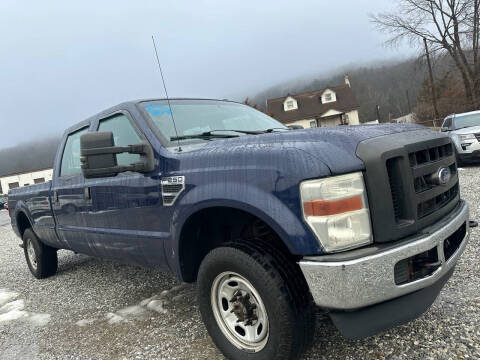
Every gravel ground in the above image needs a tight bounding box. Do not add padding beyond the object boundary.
[0,166,479,360]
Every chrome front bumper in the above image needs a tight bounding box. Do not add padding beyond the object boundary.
[299,200,470,310]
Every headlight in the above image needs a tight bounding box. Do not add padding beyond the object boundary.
[458,134,475,141]
[300,172,372,253]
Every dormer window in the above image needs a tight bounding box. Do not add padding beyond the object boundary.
[321,89,336,104]
[283,96,298,111]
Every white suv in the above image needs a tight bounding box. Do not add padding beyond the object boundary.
[441,110,480,164]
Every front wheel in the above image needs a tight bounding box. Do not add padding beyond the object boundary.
[197,243,315,360]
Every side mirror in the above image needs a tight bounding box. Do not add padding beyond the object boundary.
[80,131,155,179]
[440,127,449,132]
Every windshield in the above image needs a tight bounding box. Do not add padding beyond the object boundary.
[141,100,287,145]
[454,113,480,130]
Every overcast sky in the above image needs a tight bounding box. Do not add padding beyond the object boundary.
[0,0,411,149]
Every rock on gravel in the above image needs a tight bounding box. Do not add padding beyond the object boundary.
[0,166,479,359]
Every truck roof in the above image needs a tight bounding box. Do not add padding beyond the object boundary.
[63,98,238,135]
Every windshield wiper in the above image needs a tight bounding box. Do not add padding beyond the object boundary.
[170,132,240,141]
[207,129,264,135]
[170,129,268,141]
[170,128,288,141]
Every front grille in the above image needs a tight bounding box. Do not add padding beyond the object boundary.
[386,157,408,224]
[413,163,457,193]
[417,183,458,218]
[408,143,453,166]
[408,143,458,220]
[357,131,460,243]
[475,133,480,142]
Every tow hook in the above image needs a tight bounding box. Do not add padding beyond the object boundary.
[469,220,478,228]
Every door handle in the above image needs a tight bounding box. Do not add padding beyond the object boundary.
[84,187,91,200]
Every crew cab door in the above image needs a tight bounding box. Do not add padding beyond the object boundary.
[52,125,92,253]
[82,111,167,268]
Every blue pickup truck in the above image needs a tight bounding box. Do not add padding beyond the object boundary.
[8,99,471,360]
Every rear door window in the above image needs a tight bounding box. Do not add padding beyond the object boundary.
[60,127,88,177]
[98,114,142,166]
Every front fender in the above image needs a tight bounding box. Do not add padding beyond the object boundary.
[166,181,321,279]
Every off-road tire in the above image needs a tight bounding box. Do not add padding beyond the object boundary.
[23,228,58,279]
[197,241,316,360]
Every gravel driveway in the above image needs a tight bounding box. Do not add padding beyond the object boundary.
[0,166,479,360]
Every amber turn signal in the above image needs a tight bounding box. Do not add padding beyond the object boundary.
[303,196,363,217]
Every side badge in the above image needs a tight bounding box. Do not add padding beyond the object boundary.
[161,176,185,206]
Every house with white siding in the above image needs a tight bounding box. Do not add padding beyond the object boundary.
[266,76,360,128]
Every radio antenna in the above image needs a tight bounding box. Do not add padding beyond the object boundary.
[151,35,182,152]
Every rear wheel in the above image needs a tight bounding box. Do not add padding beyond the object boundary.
[197,242,315,360]
[23,228,58,279]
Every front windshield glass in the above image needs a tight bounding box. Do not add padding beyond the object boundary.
[454,113,480,130]
[141,100,287,145]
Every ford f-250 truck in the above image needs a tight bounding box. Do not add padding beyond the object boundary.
[8,99,471,360]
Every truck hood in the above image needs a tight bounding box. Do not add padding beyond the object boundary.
[200,123,425,175]
[452,125,480,135]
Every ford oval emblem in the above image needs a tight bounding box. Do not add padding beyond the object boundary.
[438,167,452,185]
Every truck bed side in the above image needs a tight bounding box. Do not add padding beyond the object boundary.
[9,181,60,247]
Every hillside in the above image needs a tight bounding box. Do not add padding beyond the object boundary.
[0,136,60,177]
[0,57,462,178]
[250,58,430,122]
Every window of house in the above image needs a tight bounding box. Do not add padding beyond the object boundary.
[310,121,317,128]
[286,101,294,109]
[8,182,19,189]
[60,127,88,177]
[34,178,45,184]
[324,93,332,102]
[98,114,142,166]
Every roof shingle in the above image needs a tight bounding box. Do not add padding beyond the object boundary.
[267,84,359,124]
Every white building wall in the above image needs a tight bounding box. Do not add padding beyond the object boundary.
[319,117,342,127]
[346,110,360,125]
[285,109,360,129]
[0,169,53,195]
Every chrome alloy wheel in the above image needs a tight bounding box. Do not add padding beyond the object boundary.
[27,239,37,271]
[211,272,269,352]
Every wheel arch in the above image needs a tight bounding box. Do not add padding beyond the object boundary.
[16,210,33,238]
[172,201,298,283]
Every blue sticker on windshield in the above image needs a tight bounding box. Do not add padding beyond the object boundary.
[145,104,172,116]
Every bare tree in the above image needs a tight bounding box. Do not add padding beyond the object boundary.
[371,0,480,108]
